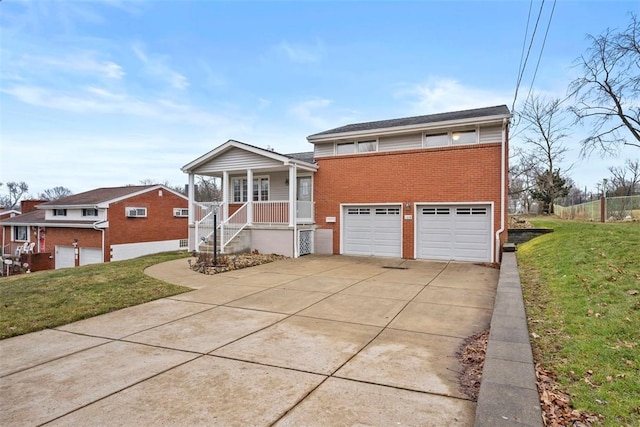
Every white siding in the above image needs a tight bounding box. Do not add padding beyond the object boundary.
[378,133,422,152]
[111,240,183,261]
[314,143,334,158]
[479,125,502,144]
[195,147,282,174]
[44,208,106,221]
[269,171,289,200]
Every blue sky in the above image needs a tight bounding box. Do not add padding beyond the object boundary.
[1,0,639,198]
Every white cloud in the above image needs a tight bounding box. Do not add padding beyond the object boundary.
[132,42,189,90]
[395,78,510,115]
[1,85,224,126]
[289,98,333,128]
[258,98,271,109]
[18,53,125,80]
[274,40,323,64]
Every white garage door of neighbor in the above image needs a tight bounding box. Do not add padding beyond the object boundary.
[417,205,491,262]
[343,206,401,257]
[55,246,75,269]
[80,248,103,266]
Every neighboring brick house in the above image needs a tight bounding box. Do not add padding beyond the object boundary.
[0,185,189,270]
[183,105,511,263]
[0,207,21,256]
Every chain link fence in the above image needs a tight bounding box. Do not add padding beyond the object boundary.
[554,195,640,221]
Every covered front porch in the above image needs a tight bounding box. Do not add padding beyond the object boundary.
[181,140,317,257]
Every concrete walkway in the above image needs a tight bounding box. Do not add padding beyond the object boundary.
[1,255,500,426]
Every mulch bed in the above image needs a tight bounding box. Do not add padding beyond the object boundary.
[189,251,287,274]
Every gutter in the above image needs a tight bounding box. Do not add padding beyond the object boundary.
[494,118,508,263]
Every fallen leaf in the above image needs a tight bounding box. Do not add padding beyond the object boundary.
[627,290,639,296]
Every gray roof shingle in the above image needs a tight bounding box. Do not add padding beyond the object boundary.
[308,105,510,138]
[38,185,157,207]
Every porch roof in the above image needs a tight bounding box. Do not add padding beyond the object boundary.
[181,139,317,176]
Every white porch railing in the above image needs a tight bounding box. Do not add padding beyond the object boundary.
[193,200,314,253]
[254,201,289,224]
[220,203,248,253]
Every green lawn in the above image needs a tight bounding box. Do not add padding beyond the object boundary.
[517,218,640,426]
[0,251,191,340]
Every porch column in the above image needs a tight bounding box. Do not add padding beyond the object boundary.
[288,164,296,227]
[222,171,229,220]
[247,168,253,225]
[188,173,196,252]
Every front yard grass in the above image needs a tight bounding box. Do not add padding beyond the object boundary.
[0,251,191,340]
[517,218,639,426]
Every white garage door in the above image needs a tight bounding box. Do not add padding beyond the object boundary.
[343,206,401,257]
[55,246,75,269]
[80,248,103,266]
[417,205,491,262]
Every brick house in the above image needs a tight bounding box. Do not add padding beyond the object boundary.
[183,105,511,263]
[0,185,189,270]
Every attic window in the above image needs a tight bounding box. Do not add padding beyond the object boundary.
[53,209,67,216]
[336,142,355,155]
[82,208,98,217]
[424,129,477,148]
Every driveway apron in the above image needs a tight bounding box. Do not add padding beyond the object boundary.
[0,255,498,426]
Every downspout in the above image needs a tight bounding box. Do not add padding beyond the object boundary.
[494,117,508,263]
[93,218,107,263]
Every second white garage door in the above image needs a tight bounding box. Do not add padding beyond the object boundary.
[416,205,492,262]
[80,248,103,266]
[343,205,402,257]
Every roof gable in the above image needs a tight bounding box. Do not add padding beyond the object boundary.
[182,139,316,173]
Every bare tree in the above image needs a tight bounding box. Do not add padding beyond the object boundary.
[39,186,73,201]
[608,158,640,196]
[509,147,540,213]
[0,181,29,210]
[195,176,221,202]
[518,94,571,213]
[568,13,640,155]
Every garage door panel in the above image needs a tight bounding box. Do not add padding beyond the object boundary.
[343,205,401,257]
[417,204,491,262]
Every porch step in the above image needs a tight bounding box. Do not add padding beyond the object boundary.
[199,229,250,255]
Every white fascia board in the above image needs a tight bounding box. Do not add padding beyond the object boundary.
[307,114,512,143]
[182,140,293,173]
[105,185,188,206]
[0,221,101,228]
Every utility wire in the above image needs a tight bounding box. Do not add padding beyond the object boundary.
[513,0,533,112]
[511,0,546,112]
[522,0,558,108]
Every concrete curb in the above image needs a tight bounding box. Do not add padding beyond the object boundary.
[474,252,543,427]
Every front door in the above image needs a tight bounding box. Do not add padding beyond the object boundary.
[296,176,312,222]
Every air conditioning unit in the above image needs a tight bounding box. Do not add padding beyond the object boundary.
[174,208,189,217]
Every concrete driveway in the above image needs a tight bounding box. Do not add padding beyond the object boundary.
[0,255,498,426]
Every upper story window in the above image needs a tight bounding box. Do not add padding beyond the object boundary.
[336,140,377,155]
[233,177,269,203]
[126,207,147,217]
[53,209,67,216]
[424,129,477,148]
[82,208,98,217]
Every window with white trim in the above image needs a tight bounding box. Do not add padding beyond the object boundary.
[336,142,355,155]
[53,209,67,216]
[82,208,98,217]
[424,129,477,148]
[336,140,377,155]
[173,208,189,217]
[13,226,28,241]
[232,177,269,202]
[126,207,147,217]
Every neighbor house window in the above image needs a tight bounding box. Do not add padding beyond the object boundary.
[233,177,269,202]
[82,208,98,217]
[13,226,28,241]
[126,207,147,217]
[53,209,67,216]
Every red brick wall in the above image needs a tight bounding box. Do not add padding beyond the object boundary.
[313,143,506,259]
[20,200,47,214]
[108,189,188,246]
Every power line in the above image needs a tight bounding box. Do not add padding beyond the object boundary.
[511,0,547,112]
[522,0,558,108]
